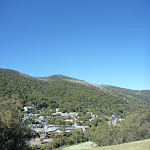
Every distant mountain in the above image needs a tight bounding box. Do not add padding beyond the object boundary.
[0,68,150,117]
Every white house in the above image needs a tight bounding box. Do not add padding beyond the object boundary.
[60,112,69,118]
[75,126,90,132]
[24,106,34,113]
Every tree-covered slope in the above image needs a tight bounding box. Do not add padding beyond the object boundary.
[0,68,150,117]
[101,85,150,108]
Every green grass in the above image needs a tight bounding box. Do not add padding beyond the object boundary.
[82,139,150,150]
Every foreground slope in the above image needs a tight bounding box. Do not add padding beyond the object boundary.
[62,141,97,150]
[0,68,150,116]
[84,139,150,150]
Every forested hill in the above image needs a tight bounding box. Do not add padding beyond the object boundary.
[0,68,150,117]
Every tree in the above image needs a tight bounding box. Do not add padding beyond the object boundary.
[60,125,65,132]
[0,100,32,150]
[71,129,84,144]
[118,110,150,143]
[84,129,93,141]
[92,110,150,147]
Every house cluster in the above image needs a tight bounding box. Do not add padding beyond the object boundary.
[23,106,125,139]
[52,111,79,119]
[107,114,125,125]
[22,107,51,123]
[87,112,99,122]
[28,121,89,136]
[23,106,90,138]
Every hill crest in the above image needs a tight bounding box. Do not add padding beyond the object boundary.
[0,68,150,115]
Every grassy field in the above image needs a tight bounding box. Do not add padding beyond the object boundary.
[83,139,150,150]
[61,141,97,150]
[30,139,150,150]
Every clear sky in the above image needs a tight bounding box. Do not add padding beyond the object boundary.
[0,0,149,90]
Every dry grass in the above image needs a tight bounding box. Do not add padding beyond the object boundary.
[84,139,150,150]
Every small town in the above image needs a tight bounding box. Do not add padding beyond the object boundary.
[1,0,150,149]
[23,106,125,145]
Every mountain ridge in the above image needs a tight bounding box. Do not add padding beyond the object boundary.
[0,68,150,117]
[1,68,149,91]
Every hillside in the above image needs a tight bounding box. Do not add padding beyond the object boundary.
[83,139,150,150]
[0,68,150,117]
[62,139,150,150]
[101,85,150,108]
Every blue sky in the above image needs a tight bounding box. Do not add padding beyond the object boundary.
[0,0,149,90]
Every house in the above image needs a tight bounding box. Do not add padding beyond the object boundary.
[111,114,116,118]
[112,118,125,124]
[60,112,69,118]
[74,121,79,126]
[69,112,78,117]
[45,116,51,120]
[75,126,90,132]
[65,119,73,123]
[39,116,45,120]
[44,125,61,133]
[34,114,39,117]
[65,125,75,132]
[89,118,95,122]
[52,113,60,118]
[40,133,48,139]
[107,121,111,125]
[56,108,60,112]
[24,106,35,113]
[86,119,90,124]
[28,124,44,132]
[54,129,61,134]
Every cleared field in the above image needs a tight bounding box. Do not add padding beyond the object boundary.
[83,139,150,150]
[62,141,97,150]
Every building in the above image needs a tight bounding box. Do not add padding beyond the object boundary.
[75,126,90,132]
[24,106,35,113]
[60,112,69,118]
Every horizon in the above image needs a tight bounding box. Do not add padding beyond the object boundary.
[0,0,149,90]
